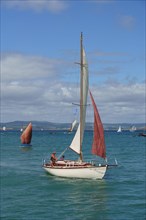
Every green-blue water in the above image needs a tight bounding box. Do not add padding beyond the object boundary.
[1,130,146,220]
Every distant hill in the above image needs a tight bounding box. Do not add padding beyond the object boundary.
[0,121,145,131]
[0,121,70,130]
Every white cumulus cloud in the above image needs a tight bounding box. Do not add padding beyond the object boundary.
[1,53,145,123]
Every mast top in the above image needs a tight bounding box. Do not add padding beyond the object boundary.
[81,32,83,42]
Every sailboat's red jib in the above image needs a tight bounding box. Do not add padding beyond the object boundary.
[89,91,106,159]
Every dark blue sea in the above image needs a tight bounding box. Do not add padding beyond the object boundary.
[1,130,146,220]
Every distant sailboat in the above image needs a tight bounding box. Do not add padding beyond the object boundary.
[2,126,6,131]
[117,126,122,133]
[129,125,136,132]
[20,123,32,147]
[68,119,78,132]
[43,33,117,179]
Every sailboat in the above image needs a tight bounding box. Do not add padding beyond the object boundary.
[117,126,122,133]
[2,126,6,131]
[68,119,78,132]
[129,125,136,132]
[43,33,116,179]
[20,122,32,147]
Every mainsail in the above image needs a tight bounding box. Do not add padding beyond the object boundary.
[69,43,88,156]
[89,91,106,159]
[20,122,32,144]
[81,48,89,144]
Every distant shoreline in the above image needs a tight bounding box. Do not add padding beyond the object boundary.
[0,127,146,132]
[0,121,145,132]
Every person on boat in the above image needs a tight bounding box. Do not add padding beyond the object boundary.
[50,152,57,165]
[60,155,65,161]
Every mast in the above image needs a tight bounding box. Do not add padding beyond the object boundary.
[69,33,88,158]
[80,32,83,161]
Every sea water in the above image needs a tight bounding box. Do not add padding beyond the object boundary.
[1,130,146,220]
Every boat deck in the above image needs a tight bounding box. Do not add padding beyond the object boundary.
[43,160,106,169]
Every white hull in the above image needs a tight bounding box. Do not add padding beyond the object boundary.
[43,163,107,179]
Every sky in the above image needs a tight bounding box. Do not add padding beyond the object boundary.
[1,0,145,124]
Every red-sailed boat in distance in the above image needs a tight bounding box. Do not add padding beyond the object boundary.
[20,122,32,147]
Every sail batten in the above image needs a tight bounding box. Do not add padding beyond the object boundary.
[89,91,106,159]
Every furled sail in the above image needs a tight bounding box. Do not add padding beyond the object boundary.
[89,91,106,159]
[20,123,32,144]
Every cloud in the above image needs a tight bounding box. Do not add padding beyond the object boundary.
[96,66,120,75]
[1,53,67,83]
[1,53,78,122]
[3,0,68,13]
[93,50,128,57]
[1,53,145,123]
[119,15,136,30]
[89,83,145,123]
[90,50,130,65]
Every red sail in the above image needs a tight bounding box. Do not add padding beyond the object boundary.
[89,91,106,159]
[20,123,32,144]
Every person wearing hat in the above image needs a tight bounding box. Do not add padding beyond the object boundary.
[50,152,57,165]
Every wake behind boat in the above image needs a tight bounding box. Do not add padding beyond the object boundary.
[43,33,117,179]
[20,122,32,147]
